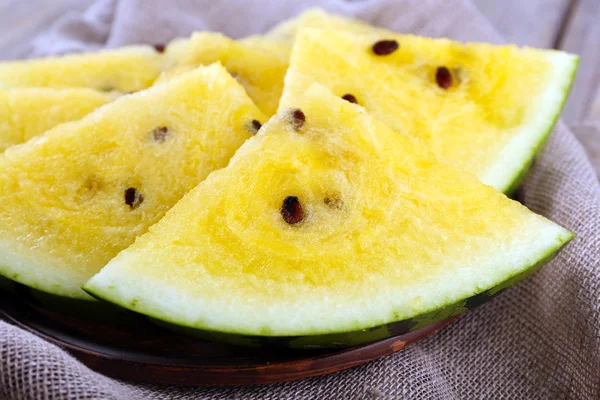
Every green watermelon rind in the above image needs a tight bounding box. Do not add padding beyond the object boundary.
[83,232,572,349]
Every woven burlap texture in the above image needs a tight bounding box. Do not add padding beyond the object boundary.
[1,0,599,399]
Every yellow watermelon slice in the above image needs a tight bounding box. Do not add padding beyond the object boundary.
[0,64,265,300]
[280,27,578,193]
[163,32,288,116]
[0,88,116,152]
[0,46,165,92]
[84,84,572,348]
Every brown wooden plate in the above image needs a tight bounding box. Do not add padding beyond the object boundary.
[0,285,455,386]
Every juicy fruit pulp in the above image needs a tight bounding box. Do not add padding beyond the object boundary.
[0,46,165,92]
[280,28,578,193]
[264,8,373,46]
[240,35,292,59]
[0,64,265,299]
[84,85,572,346]
[164,32,288,116]
[0,88,116,152]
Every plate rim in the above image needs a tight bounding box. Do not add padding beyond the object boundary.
[0,297,456,386]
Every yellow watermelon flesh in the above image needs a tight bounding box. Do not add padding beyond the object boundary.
[0,64,265,300]
[240,35,292,58]
[0,88,116,152]
[263,7,373,45]
[0,46,165,92]
[84,84,572,345]
[163,32,288,116]
[280,27,577,193]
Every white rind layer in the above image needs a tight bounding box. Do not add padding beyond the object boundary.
[480,51,579,192]
[0,239,94,299]
[85,215,571,337]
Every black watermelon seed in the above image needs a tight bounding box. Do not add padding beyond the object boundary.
[150,126,170,142]
[341,94,358,104]
[436,66,453,89]
[281,196,304,225]
[372,40,399,56]
[153,44,166,53]
[124,188,143,209]
[250,119,262,135]
[288,109,306,131]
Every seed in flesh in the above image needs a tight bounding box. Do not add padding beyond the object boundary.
[372,40,399,56]
[124,188,143,209]
[153,44,166,53]
[342,94,358,104]
[150,126,170,142]
[435,66,453,89]
[324,196,343,210]
[250,119,262,135]
[77,176,103,202]
[288,109,306,131]
[281,196,304,225]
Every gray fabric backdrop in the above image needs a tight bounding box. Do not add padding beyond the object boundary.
[1,0,599,399]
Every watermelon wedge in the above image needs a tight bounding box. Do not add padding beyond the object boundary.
[84,84,572,348]
[280,27,578,193]
[0,64,265,300]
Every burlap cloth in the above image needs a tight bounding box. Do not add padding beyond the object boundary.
[1,0,599,399]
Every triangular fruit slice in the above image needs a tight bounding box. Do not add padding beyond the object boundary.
[280,27,578,194]
[85,84,572,348]
[0,46,165,92]
[0,64,265,300]
[163,32,288,116]
[0,88,117,152]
